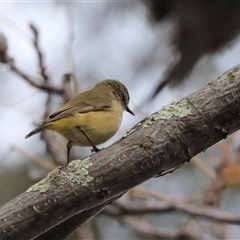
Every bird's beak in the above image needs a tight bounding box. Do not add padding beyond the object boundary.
[126,106,135,116]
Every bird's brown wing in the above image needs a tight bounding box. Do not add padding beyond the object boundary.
[48,91,111,122]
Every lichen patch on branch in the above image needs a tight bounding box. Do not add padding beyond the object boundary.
[227,67,240,83]
[157,100,192,119]
[123,100,192,138]
[67,157,94,186]
[26,158,94,193]
[141,100,192,128]
[27,167,61,193]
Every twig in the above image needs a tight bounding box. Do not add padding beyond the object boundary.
[191,156,216,179]
[106,199,240,225]
[8,57,63,94]
[129,188,168,202]
[41,131,65,165]
[106,214,205,240]
[30,24,48,82]
[76,221,95,240]
[0,32,63,94]
[13,146,55,171]
[0,33,8,63]
[61,73,75,102]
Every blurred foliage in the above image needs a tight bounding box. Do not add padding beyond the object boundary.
[0,166,32,206]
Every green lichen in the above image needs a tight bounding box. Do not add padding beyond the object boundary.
[157,100,192,119]
[227,72,235,82]
[26,157,94,193]
[67,157,94,186]
[227,67,240,82]
[27,167,61,193]
[123,100,192,135]
[142,100,192,128]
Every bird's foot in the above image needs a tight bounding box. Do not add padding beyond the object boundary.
[91,146,101,153]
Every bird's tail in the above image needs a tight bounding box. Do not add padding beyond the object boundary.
[25,124,45,138]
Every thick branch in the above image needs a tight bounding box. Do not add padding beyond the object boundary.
[1,64,240,239]
[35,194,123,240]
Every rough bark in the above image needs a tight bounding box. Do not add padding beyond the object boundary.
[1,64,240,240]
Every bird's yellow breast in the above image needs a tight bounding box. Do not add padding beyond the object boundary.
[45,100,123,146]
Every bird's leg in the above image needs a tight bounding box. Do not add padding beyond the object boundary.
[91,146,101,153]
[78,128,100,153]
[67,141,73,164]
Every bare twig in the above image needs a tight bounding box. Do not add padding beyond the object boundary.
[107,215,204,240]
[0,33,8,63]
[61,73,75,102]
[76,221,95,240]
[191,156,216,180]
[105,199,240,225]
[41,131,65,165]
[0,32,63,94]
[129,188,168,202]
[7,57,64,94]
[14,146,55,171]
[30,24,48,82]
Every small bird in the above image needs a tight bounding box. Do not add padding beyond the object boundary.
[25,79,134,163]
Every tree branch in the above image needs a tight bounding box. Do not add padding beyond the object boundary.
[1,64,240,239]
[106,216,204,240]
[7,57,64,95]
[105,199,240,225]
[1,31,71,96]
[29,24,48,82]
[35,194,123,240]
